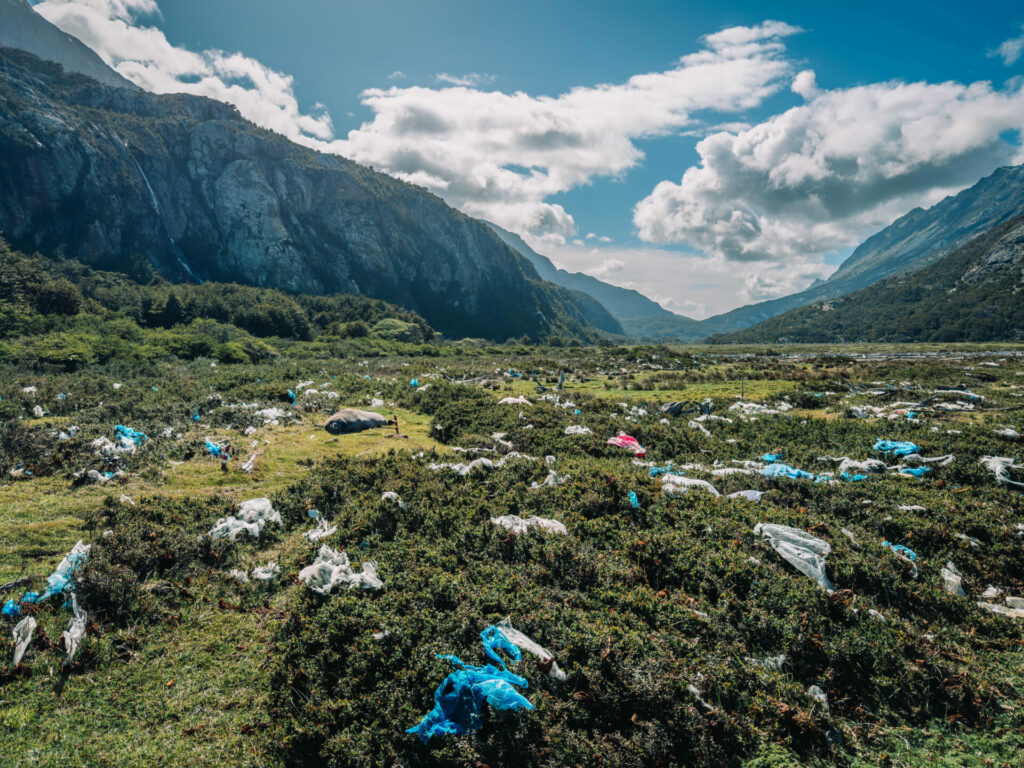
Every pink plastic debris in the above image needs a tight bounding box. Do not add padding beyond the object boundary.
[607,432,646,458]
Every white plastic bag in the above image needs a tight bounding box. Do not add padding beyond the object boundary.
[12,616,36,666]
[299,546,382,593]
[490,515,567,535]
[496,618,567,681]
[754,523,834,592]
[62,594,87,666]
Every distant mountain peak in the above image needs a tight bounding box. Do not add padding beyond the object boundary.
[0,0,137,89]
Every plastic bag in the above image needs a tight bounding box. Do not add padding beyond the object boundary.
[252,562,281,581]
[941,562,965,596]
[873,439,920,457]
[490,515,567,535]
[298,546,382,593]
[304,517,337,542]
[980,456,1024,489]
[12,616,36,666]
[492,618,567,681]
[754,523,834,592]
[530,470,569,489]
[882,540,919,579]
[209,498,282,541]
[39,540,91,601]
[661,474,720,497]
[62,593,87,666]
[406,655,533,743]
[761,463,831,483]
[606,433,645,458]
[728,490,764,502]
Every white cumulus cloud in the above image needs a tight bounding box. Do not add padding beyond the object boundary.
[35,0,335,143]
[434,72,496,87]
[320,21,802,237]
[634,76,1024,270]
[991,25,1024,66]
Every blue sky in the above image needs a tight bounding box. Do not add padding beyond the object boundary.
[33,1,1024,317]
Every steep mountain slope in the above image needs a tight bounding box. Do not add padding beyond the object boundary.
[694,164,1024,337]
[487,222,704,339]
[0,47,612,342]
[0,0,136,89]
[710,216,1024,343]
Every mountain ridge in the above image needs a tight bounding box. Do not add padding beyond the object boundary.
[691,163,1024,337]
[0,0,136,89]
[710,214,1024,343]
[0,46,615,342]
[486,222,705,340]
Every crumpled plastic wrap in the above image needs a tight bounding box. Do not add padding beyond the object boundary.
[209,498,282,541]
[298,546,382,593]
[754,523,834,592]
[490,515,567,535]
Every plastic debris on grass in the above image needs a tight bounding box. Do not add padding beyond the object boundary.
[251,562,281,581]
[729,490,764,502]
[979,456,1024,489]
[12,616,36,666]
[304,516,338,542]
[381,491,406,509]
[873,439,920,457]
[62,593,87,666]
[490,618,566,681]
[761,463,832,484]
[882,541,919,579]
[298,546,382,593]
[498,395,532,406]
[661,473,720,497]
[564,425,591,436]
[37,540,91,602]
[209,498,282,541]
[942,562,966,597]
[407,620,564,744]
[977,599,1024,619]
[255,407,289,425]
[530,470,569,490]
[606,433,645,457]
[428,452,534,476]
[754,523,834,592]
[490,515,567,535]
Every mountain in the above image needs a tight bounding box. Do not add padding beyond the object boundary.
[486,222,705,340]
[709,215,1024,343]
[0,46,615,342]
[0,0,136,89]
[693,164,1024,337]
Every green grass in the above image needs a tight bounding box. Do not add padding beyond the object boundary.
[2,345,1023,767]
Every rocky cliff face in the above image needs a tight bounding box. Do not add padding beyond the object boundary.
[0,48,613,341]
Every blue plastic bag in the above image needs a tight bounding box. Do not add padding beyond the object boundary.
[873,439,919,457]
[882,541,916,561]
[841,472,868,482]
[629,490,640,509]
[761,463,829,483]
[115,425,147,444]
[410,378,419,388]
[408,626,535,744]
[287,389,296,404]
[762,453,783,463]
[900,466,930,477]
